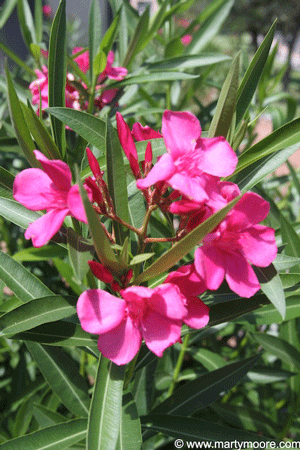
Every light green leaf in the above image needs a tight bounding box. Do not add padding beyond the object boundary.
[273,253,300,272]
[107,71,199,89]
[67,228,93,282]
[0,250,52,303]
[17,0,36,50]
[116,393,142,450]
[48,0,67,156]
[33,404,67,428]
[146,54,231,71]
[253,333,300,372]
[34,0,42,43]
[122,6,149,68]
[0,0,18,28]
[130,253,155,266]
[208,53,239,138]
[87,356,125,450]
[134,195,241,284]
[280,213,300,272]
[0,42,35,75]
[89,0,102,83]
[100,10,121,55]
[13,245,67,262]
[0,196,41,229]
[26,343,90,417]
[0,295,77,336]
[0,418,87,450]
[253,264,286,319]
[189,348,226,371]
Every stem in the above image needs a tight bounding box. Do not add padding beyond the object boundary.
[167,333,190,397]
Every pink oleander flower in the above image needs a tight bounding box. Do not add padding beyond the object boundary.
[98,51,128,83]
[13,151,89,247]
[43,5,52,17]
[94,88,119,109]
[164,265,209,329]
[194,192,277,298]
[73,47,90,73]
[132,122,162,141]
[136,110,238,203]
[77,284,188,365]
[29,66,49,113]
[181,34,192,46]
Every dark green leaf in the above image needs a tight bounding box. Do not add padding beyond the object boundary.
[0,0,18,28]
[48,0,67,156]
[17,0,36,50]
[13,245,67,261]
[0,42,35,75]
[33,404,67,428]
[107,71,199,89]
[87,356,125,450]
[26,343,90,417]
[67,228,93,282]
[253,333,300,372]
[0,167,14,190]
[116,393,142,450]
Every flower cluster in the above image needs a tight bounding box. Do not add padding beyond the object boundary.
[13,109,277,365]
[29,48,127,115]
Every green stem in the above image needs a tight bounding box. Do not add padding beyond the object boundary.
[167,333,190,397]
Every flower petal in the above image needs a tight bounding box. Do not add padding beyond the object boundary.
[33,150,72,191]
[13,168,56,210]
[225,252,260,298]
[194,246,225,291]
[227,192,270,230]
[67,184,88,223]
[165,264,206,298]
[136,153,175,189]
[183,296,210,329]
[239,225,277,267]
[77,289,126,334]
[168,173,208,203]
[199,137,238,177]
[132,123,162,141]
[25,208,68,247]
[142,312,182,357]
[97,316,142,365]
[149,284,187,320]
[162,110,201,158]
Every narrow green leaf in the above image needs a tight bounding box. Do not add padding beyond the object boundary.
[0,0,18,28]
[21,102,61,159]
[130,253,155,266]
[152,355,259,416]
[0,250,52,303]
[146,53,231,71]
[13,245,67,261]
[26,343,90,417]
[100,10,121,55]
[107,71,199,89]
[89,0,102,84]
[116,393,142,450]
[48,0,67,156]
[46,108,106,154]
[5,64,37,167]
[0,167,14,190]
[236,21,276,124]
[253,264,286,319]
[0,295,77,336]
[253,333,300,372]
[134,195,241,284]
[186,0,234,55]
[122,6,149,68]
[75,166,122,272]
[208,53,239,138]
[0,196,41,229]
[13,319,98,348]
[0,42,35,75]
[189,348,226,371]
[280,213,300,272]
[87,356,125,450]
[0,418,87,450]
[93,50,107,80]
[34,0,42,43]
[245,366,296,384]
[33,404,67,428]
[106,116,130,245]
[17,0,36,50]
[141,415,275,444]
[67,228,93,282]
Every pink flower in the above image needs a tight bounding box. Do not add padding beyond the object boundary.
[98,51,128,83]
[181,34,192,46]
[116,112,141,179]
[94,88,119,109]
[136,111,238,203]
[42,5,52,17]
[132,122,162,141]
[194,192,277,298]
[73,47,90,74]
[164,265,209,329]
[77,284,188,365]
[29,66,49,113]
[13,151,89,247]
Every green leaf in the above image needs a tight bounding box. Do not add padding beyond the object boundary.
[46,108,106,154]
[106,117,130,245]
[280,213,300,272]
[26,343,90,417]
[236,21,276,124]
[189,348,226,371]
[186,0,234,55]
[147,53,231,71]
[33,404,67,428]
[100,10,121,55]
[134,195,241,284]
[253,264,286,319]
[93,50,107,80]
[107,71,199,89]
[273,254,300,272]
[21,102,61,160]
[67,228,93,282]
[246,365,296,384]
[116,393,142,450]
[0,167,14,190]
[253,333,300,372]
[87,356,125,450]
[0,0,18,28]
[34,0,42,43]
[17,0,36,50]
[13,245,67,261]
[122,6,149,68]
[48,0,67,156]
[5,64,37,167]
[152,355,259,416]
[0,418,87,450]
[141,414,274,444]
[89,0,102,84]
[0,42,35,75]
[13,319,98,348]
[0,196,41,229]
[0,295,77,337]
[0,250,52,303]
[130,253,155,266]
[208,53,239,138]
